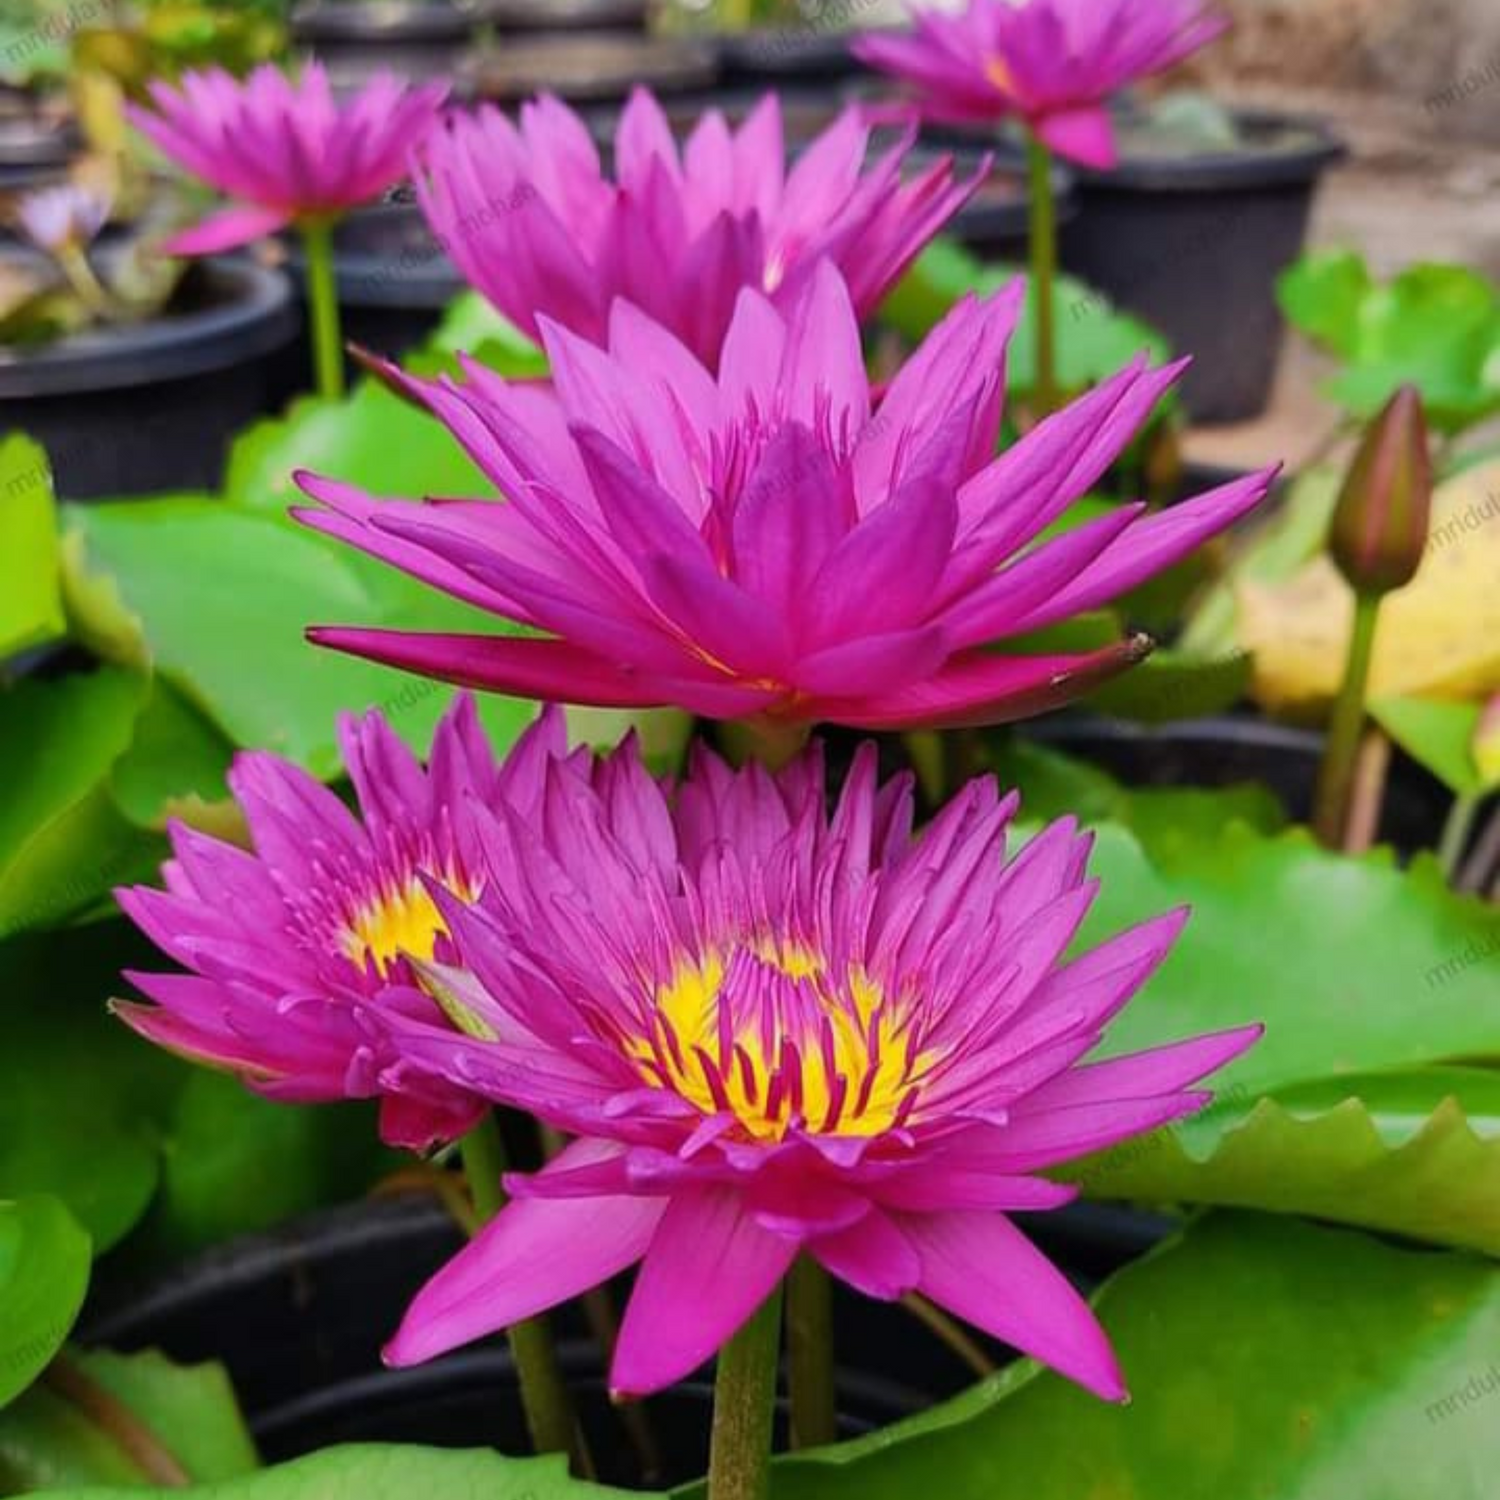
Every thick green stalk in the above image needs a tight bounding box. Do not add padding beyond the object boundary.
[707,1287,784,1500]
[460,1115,589,1473]
[1026,132,1058,417]
[785,1257,836,1450]
[299,217,346,400]
[1313,592,1382,846]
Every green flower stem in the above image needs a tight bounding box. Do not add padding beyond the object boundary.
[1438,792,1481,882]
[460,1115,591,1475]
[1026,131,1059,418]
[1313,591,1382,847]
[299,217,346,400]
[785,1257,836,1450]
[708,1285,784,1500]
[56,244,115,321]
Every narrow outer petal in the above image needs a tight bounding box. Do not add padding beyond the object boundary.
[903,1209,1127,1401]
[387,1175,666,1367]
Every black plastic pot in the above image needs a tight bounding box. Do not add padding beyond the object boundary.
[0,255,296,500]
[84,1193,1168,1486]
[486,0,648,33]
[291,0,484,87]
[1058,111,1345,425]
[1025,713,1449,853]
[464,33,720,106]
[0,115,78,185]
[713,28,868,89]
[279,200,462,371]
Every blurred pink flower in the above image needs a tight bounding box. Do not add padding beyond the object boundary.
[128,61,447,255]
[14,181,111,253]
[377,735,1260,1397]
[855,0,1228,168]
[411,87,983,364]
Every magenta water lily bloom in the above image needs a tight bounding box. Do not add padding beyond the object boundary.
[376,737,1260,1398]
[114,698,572,1150]
[410,87,982,364]
[128,62,447,255]
[297,262,1275,731]
[856,0,1228,168]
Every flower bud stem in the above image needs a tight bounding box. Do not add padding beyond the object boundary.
[460,1114,592,1477]
[1313,591,1382,847]
[786,1257,837,1449]
[300,217,346,401]
[1026,132,1059,417]
[708,1285,784,1500]
[1438,792,1481,882]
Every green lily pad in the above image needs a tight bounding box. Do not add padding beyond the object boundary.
[407,291,550,382]
[63,497,535,782]
[0,434,66,659]
[0,666,161,938]
[1276,246,1372,359]
[991,737,1286,854]
[0,1347,258,1491]
[0,1197,90,1409]
[107,676,237,832]
[1279,252,1500,434]
[751,1212,1500,1499]
[1087,648,1253,725]
[137,1071,396,1261]
[1059,1066,1500,1254]
[225,376,497,514]
[1082,823,1500,1103]
[38,1448,638,1499]
[1371,696,1492,798]
[0,921,185,1252]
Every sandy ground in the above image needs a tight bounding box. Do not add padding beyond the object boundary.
[1180,81,1500,473]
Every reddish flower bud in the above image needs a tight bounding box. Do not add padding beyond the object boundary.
[1329,385,1433,597]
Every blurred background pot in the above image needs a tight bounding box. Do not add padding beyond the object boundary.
[1057,106,1346,425]
[712,25,868,90]
[463,32,719,107]
[290,0,485,88]
[0,87,78,184]
[484,0,649,34]
[0,255,295,499]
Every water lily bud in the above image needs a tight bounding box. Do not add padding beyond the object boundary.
[1475,693,1500,789]
[1329,385,1432,597]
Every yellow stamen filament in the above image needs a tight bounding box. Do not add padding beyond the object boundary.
[629,942,942,1141]
[340,876,456,976]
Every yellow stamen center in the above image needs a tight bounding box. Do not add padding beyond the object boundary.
[628,942,941,1141]
[340,877,453,976]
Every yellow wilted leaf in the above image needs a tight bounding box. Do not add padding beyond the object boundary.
[1239,457,1500,715]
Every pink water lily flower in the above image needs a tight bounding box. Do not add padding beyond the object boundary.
[128,61,447,255]
[376,735,1260,1398]
[410,87,983,364]
[114,698,574,1149]
[855,0,1228,169]
[297,262,1275,731]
